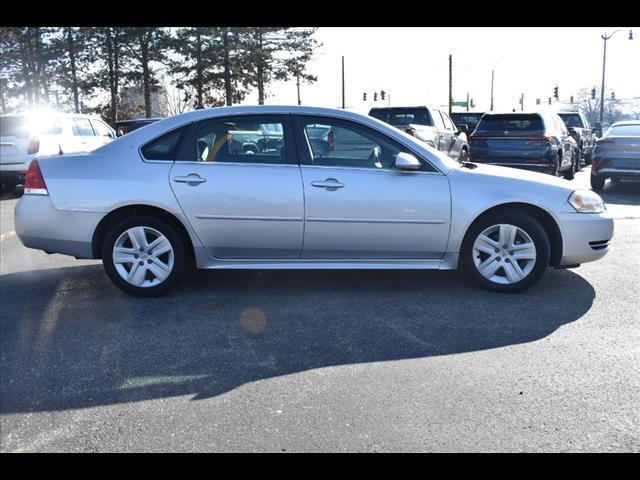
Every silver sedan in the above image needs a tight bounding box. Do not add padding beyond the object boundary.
[14,106,614,296]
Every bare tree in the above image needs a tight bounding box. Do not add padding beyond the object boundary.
[163,83,193,117]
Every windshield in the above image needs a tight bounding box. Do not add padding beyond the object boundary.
[474,114,544,135]
[369,108,433,127]
[558,114,584,128]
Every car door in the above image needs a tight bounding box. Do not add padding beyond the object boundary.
[294,115,451,259]
[89,118,116,147]
[441,111,463,159]
[167,114,304,259]
[71,117,98,152]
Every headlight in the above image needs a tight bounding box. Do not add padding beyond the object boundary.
[568,190,605,213]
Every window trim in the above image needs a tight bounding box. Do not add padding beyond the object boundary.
[169,114,297,166]
[292,114,440,173]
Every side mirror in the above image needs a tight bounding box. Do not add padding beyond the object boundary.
[116,128,125,137]
[394,152,421,170]
[457,124,469,135]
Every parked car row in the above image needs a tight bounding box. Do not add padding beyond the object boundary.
[368,107,638,189]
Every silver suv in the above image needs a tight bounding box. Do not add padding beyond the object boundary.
[1,112,116,192]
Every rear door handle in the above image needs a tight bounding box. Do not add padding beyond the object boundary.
[173,174,207,185]
[311,178,344,190]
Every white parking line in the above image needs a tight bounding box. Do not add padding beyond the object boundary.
[0,231,16,241]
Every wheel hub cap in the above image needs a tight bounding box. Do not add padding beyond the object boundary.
[112,226,174,288]
[472,224,537,285]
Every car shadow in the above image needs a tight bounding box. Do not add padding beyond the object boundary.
[597,180,640,206]
[1,264,595,414]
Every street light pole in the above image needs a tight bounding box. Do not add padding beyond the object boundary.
[599,29,633,126]
[341,56,345,110]
[490,69,495,111]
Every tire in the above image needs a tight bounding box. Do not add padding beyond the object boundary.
[1,180,17,194]
[459,147,469,163]
[583,150,592,167]
[461,210,551,293]
[549,155,560,177]
[101,215,187,297]
[590,173,606,191]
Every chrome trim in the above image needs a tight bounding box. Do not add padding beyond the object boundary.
[195,214,303,221]
[306,217,446,224]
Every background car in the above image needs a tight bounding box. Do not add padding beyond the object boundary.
[368,106,469,162]
[1,112,116,192]
[14,106,612,298]
[450,112,485,135]
[469,111,579,179]
[114,118,162,136]
[558,112,595,167]
[590,120,640,190]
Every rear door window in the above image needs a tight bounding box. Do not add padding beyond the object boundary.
[140,126,190,161]
[73,118,96,136]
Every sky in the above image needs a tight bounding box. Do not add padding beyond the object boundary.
[240,27,640,114]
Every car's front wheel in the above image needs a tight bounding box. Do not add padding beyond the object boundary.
[461,211,550,293]
[102,216,187,297]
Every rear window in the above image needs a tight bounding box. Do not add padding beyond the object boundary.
[558,114,584,128]
[0,115,63,137]
[369,108,433,126]
[475,114,544,135]
[450,113,484,127]
[607,124,640,136]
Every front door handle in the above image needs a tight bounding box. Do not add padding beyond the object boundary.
[173,174,207,185]
[311,178,344,190]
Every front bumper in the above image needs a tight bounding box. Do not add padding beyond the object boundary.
[15,194,103,259]
[556,210,614,266]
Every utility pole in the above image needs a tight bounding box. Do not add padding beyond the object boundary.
[296,73,301,106]
[520,92,524,111]
[490,69,495,111]
[599,29,634,126]
[0,77,7,114]
[341,56,345,110]
[466,92,469,112]
[448,54,453,115]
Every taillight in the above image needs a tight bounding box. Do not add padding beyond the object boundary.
[27,135,40,155]
[24,160,48,195]
[596,139,615,145]
[405,128,417,137]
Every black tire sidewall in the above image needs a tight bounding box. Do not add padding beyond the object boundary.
[102,215,187,297]
[590,173,605,191]
[461,211,551,293]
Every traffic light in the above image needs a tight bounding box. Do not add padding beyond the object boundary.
[536,98,541,105]
[553,86,559,99]
[570,96,574,104]
[374,91,378,101]
[381,90,386,101]
[470,99,475,108]
[548,97,552,105]
[363,92,367,101]
[591,88,596,99]
[611,91,616,100]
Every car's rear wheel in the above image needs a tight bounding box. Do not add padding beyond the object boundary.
[1,179,17,193]
[459,147,469,163]
[461,211,550,293]
[102,216,187,297]
[590,172,606,191]
[549,155,560,177]
[563,154,575,180]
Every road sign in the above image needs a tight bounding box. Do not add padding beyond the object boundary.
[451,101,467,107]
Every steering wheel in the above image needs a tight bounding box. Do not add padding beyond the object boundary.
[367,146,383,168]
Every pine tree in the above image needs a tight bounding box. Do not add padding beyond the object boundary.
[243,27,318,105]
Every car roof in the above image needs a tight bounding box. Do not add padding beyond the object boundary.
[611,120,640,126]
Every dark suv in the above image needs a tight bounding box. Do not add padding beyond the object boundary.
[469,112,579,179]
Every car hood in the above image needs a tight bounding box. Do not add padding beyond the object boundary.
[459,162,572,189]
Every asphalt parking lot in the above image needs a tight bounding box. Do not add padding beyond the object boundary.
[1,167,639,452]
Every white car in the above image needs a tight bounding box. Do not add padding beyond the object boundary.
[0,112,116,192]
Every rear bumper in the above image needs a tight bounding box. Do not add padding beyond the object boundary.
[556,211,614,266]
[14,194,103,259]
[592,157,640,178]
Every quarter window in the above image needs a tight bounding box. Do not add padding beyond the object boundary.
[194,117,288,164]
[140,126,189,161]
[91,119,115,137]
